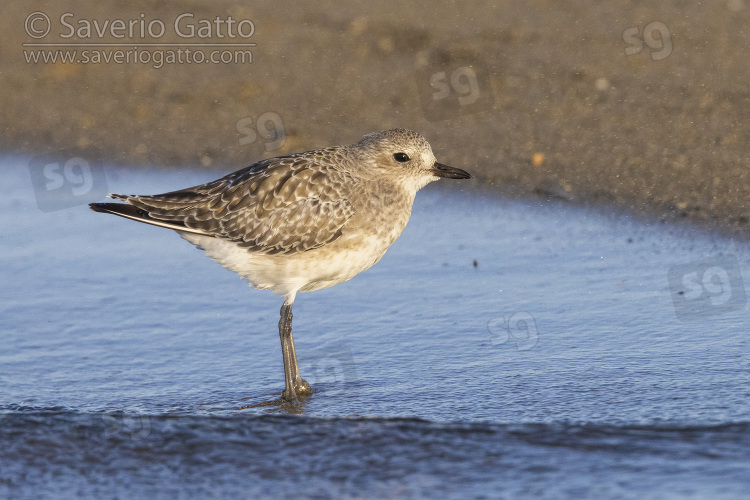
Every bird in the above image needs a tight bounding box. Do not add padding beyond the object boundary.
[89,128,471,402]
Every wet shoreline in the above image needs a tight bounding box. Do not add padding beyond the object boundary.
[4,1,749,235]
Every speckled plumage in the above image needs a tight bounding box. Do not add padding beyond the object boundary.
[90,129,471,401]
[112,157,357,256]
[93,129,470,300]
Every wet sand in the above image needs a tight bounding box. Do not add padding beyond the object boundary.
[3,1,749,234]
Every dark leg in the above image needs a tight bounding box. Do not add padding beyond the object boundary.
[278,301,311,401]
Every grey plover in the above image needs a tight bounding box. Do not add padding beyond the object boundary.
[89,129,471,402]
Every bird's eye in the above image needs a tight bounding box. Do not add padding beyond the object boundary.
[393,152,410,162]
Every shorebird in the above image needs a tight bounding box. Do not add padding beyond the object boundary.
[89,129,471,402]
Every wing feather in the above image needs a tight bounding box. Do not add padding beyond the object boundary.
[114,152,356,255]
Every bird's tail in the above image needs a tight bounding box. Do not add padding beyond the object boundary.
[88,201,208,235]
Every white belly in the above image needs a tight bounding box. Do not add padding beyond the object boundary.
[179,231,396,299]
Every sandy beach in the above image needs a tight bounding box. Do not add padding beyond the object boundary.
[3,1,749,234]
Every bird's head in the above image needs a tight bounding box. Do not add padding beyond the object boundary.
[354,129,471,191]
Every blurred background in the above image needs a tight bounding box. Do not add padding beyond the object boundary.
[4,0,749,233]
[4,2,750,498]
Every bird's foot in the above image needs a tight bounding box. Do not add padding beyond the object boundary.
[281,378,312,402]
[281,389,298,403]
[295,378,312,396]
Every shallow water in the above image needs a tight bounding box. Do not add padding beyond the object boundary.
[2,155,749,498]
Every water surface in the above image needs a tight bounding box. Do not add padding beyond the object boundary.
[1,156,749,498]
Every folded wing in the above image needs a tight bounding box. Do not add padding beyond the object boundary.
[91,154,356,255]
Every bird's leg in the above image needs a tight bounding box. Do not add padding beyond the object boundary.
[278,301,311,401]
[286,319,312,397]
[278,302,297,401]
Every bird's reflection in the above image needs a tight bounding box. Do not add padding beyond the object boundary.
[238,392,312,414]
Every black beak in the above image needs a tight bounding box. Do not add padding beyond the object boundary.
[431,162,472,179]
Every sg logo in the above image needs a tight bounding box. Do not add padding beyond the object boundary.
[297,344,358,397]
[487,311,539,351]
[28,149,107,212]
[102,409,151,442]
[236,111,286,152]
[668,255,746,322]
[416,56,494,121]
[430,67,481,107]
[622,21,673,61]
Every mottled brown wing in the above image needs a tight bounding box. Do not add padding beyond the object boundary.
[115,152,356,255]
